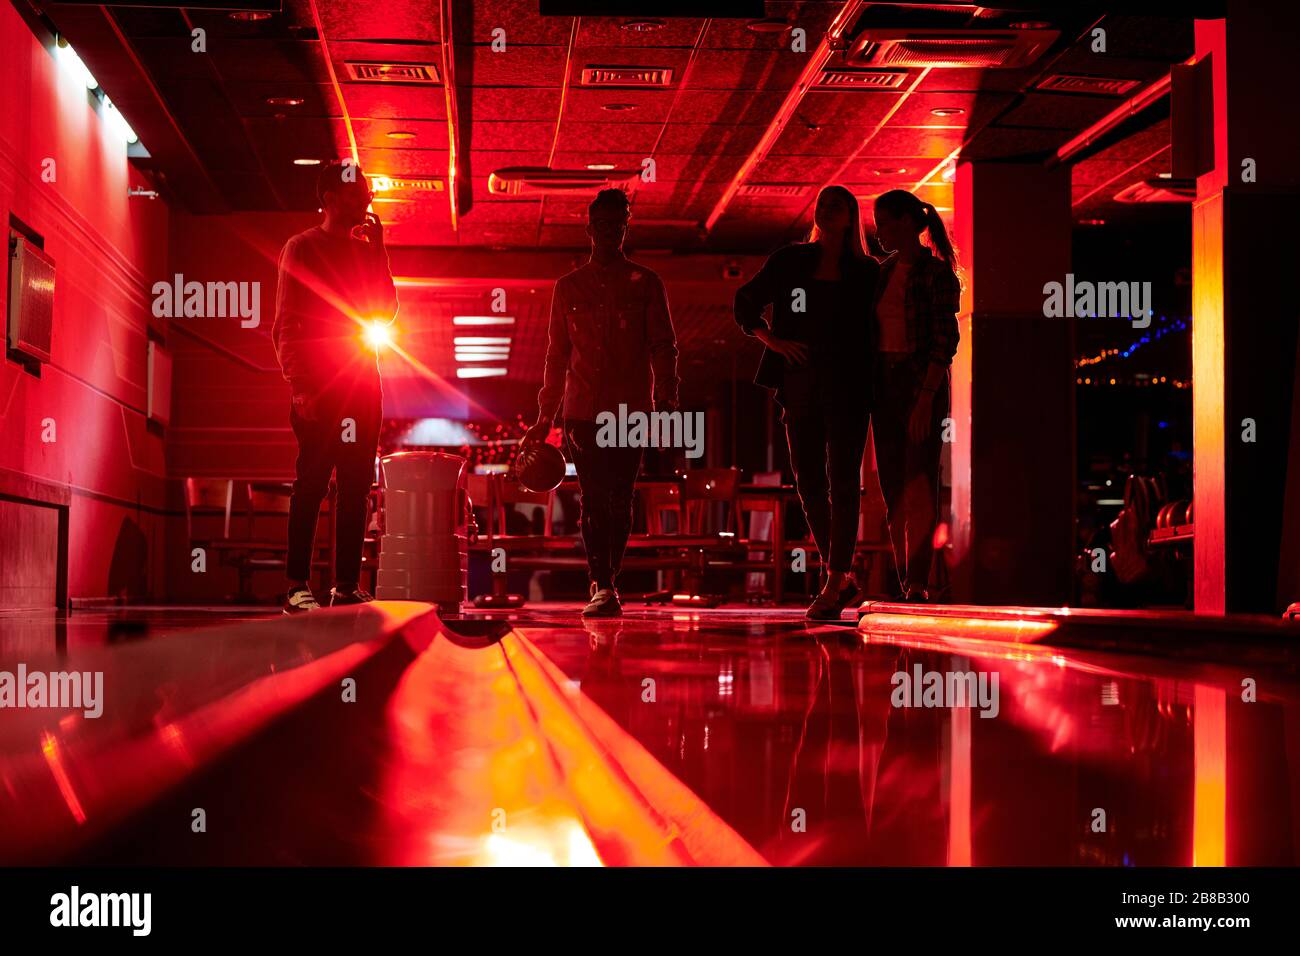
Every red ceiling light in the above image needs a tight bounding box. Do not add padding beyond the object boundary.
[387,131,417,140]
[266,96,304,107]
[621,19,666,32]
[229,11,274,22]
[746,18,791,34]
[601,103,638,112]
[930,106,965,117]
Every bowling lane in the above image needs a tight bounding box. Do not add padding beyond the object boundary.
[514,605,1300,866]
[1,604,761,866]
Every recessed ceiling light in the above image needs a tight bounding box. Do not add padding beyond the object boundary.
[586,163,616,171]
[229,10,273,22]
[621,19,665,31]
[293,158,322,165]
[387,130,417,140]
[930,107,965,117]
[1010,20,1053,30]
[454,316,516,326]
[457,368,508,378]
[266,96,304,107]
[602,103,637,112]
[746,18,791,34]
[873,167,907,175]
[454,336,511,346]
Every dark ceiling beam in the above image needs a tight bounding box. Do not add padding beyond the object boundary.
[905,12,1110,201]
[178,8,290,211]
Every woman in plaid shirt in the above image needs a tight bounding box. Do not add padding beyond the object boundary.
[871,190,961,603]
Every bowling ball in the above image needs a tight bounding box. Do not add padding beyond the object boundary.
[515,441,566,493]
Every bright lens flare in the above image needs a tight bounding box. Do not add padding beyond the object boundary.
[363,321,393,350]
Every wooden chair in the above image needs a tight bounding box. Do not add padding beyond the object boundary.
[183,477,331,602]
[738,471,785,600]
[639,482,682,535]
[493,476,555,537]
[682,468,741,536]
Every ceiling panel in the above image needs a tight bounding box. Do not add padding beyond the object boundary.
[55,0,1195,252]
[314,0,441,42]
[865,126,964,158]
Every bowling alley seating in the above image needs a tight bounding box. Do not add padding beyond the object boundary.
[183,477,333,602]
[639,481,682,534]
[674,468,767,600]
[482,474,557,539]
[682,468,742,537]
[736,471,787,601]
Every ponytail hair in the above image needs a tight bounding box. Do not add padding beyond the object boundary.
[874,189,961,284]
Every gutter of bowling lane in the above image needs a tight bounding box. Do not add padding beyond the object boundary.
[380,614,767,866]
[857,601,1300,666]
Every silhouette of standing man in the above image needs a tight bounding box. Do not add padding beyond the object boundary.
[272,160,397,613]
[523,189,679,617]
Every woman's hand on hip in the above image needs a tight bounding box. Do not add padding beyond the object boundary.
[756,329,810,366]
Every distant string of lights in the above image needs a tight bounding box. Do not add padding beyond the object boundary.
[1076,375,1190,388]
[1076,315,1189,368]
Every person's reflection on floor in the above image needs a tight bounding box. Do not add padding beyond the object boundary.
[577,618,632,726]
[769,640,899,864]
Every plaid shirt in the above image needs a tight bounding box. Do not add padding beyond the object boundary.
[537,254,680,424]
[874,247,961,367]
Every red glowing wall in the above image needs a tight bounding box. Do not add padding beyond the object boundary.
[0,2,169,606]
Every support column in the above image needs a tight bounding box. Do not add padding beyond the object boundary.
[1191,6,1300,614]
[951,161,1074,606]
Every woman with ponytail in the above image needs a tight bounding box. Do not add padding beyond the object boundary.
[871,190,961,602]
[734,185,880,620]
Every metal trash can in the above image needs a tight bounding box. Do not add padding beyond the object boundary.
[375,451,467,612]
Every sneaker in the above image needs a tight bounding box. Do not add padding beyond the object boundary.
[284,587,321,615]
[330,586,375,607]
[583,587,622,618]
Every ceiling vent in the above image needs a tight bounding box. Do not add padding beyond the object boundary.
[489,167,640,196]
[846,28,1059,69]
[817,69,909,89]
[371,176,445,193]
[344,61,440,84]
[1114,178,1195,204]
[580,66,674,88]
[738,184,809,197]
[1037,73,1141,96]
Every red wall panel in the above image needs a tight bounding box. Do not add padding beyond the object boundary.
[0,3,168,603]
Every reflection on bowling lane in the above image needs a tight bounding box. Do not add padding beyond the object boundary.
[1,605,760,866]
[520,611,1300,866]
[0,604,430,863]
